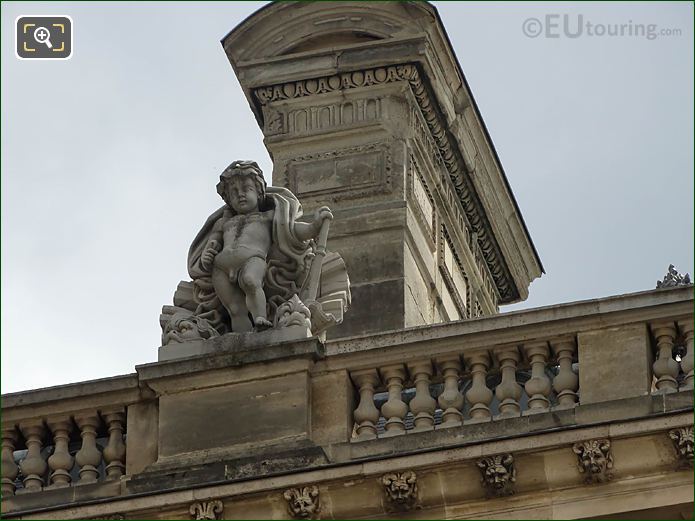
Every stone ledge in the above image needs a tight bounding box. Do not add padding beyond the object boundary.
[2,374,139,409]
[138,333,324,383]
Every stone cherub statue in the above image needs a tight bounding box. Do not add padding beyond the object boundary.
[160,160,350,343]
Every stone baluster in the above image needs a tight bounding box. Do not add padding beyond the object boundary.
[1,427,19,496]
[46,417,74,488]
[651,322,679,393]
[102,411,126,479]
[351,369,381,441]
[494,346,522,418]
[75,413,103,483]
[550,337,579,408]
[18,421,47,492]
[435,355,464,428]
[379,364,408,436]
[407,360,437,432]
[464,351,492,422]
[677,319,694,389]
[523,341,551,413]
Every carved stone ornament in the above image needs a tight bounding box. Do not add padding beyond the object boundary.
[161,311,220,345]
[573,439,614,483]
[161,160,350,342]
[283,485,320,519]
[657,264,692,288]
[253,64,517,302]
[274,294,312,329]
[189,500,224,520]
[381,470,419,511]
[669,426,694,469]
[476,454,516,497]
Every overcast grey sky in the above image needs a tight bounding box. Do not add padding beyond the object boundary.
[2,2,693,393]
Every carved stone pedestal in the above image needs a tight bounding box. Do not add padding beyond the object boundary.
[139,336,324,470]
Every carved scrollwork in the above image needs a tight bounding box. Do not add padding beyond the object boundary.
[573,439,614,483]
[189,500,224,520]
[381,470,419,512]
[476,453,516,497]
[283,485,320,519]
[669,426,694,469]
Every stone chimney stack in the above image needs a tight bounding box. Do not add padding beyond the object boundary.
[222,1,542,338]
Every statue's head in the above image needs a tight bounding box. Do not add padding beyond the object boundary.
[216,160,267,214]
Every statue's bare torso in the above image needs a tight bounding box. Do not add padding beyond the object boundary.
[213,210,273,282]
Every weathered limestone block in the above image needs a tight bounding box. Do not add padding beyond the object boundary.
[577,324,653,404]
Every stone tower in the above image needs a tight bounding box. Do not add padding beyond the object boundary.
[223,1,543,338]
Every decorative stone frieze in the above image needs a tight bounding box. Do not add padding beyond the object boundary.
[189,500,224,520]
[476,454,516,497]
[283,485,320,519]
[669,426,694,469]
[381,470,419,511]
[253,63,516,302]
[573,439,614,483]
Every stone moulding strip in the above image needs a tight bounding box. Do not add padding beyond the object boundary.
[4,410,691,519]
[252,63,518,302]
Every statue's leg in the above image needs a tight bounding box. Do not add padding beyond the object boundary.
[211,266,253,332]
[238,257,271,328]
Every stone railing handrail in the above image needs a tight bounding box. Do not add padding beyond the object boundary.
[317,286,693,441]
[322,285,693,368]
[2,374,146,499]
[1,286,692,515]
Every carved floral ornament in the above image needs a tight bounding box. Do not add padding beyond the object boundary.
[381,470,419,511]
[669,426,694,468]
[189,500,224,520]
[573,439,614,484]
[283,485,320,519]
[252,63,517,303]
[476,453,516,497]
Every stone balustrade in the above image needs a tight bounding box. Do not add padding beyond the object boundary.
[349,337,578,441]
[0,286,692,519]
[1,374,142,510]
[650,318,694,393]
[2,410,126,496]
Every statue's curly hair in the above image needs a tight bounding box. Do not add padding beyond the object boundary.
[216,160,267,206]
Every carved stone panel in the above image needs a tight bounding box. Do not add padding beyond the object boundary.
[285,143,391,200]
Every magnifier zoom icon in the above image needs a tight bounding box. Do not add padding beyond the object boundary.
[33,26,53,49]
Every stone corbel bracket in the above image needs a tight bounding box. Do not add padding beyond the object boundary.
[669,426,694,469]
[476,453,516,497]
[189,500,224,520]
[381,470,420,512]
[573,439,614,484]
[283,485,321,519]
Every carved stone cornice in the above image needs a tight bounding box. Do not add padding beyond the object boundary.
[252,63,518,302]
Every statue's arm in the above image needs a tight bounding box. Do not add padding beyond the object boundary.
[293,206,333,241]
